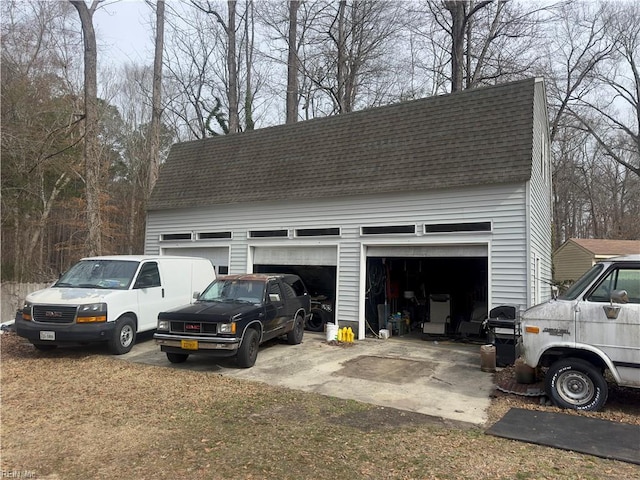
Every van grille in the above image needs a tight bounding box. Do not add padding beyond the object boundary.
[32,305,77,324]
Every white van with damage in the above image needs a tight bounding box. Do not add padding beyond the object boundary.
[519,254,640,411]
[16,255,215,354]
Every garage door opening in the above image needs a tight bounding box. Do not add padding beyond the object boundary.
[365,256,488,339]
[253,264,336,331]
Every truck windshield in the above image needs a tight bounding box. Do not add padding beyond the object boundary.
[200,280,265,304]
[53,260,140,290]
[560,263,605,300]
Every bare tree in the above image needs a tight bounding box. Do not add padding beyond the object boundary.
[70,0,103,256]
[571,1,640,178]
[1,1,83,279]
[286,0,300,123]
[441,0,492,92]
[147,0,165,196]
[299,0,403,115]
[191,0,240,133]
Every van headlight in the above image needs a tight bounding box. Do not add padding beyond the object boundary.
[157,320,170,331]
[76,303,107,323]
[22,301,33,321]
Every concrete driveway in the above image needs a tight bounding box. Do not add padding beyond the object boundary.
[120,332,495,427]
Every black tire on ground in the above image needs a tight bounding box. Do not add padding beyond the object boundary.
[32,343,58,351]
[166,352,189,364]
[108,316,136,355]
[306,309,326,332]
[287,314,304,345]
[237,328,259,368]
[545,358,608,411]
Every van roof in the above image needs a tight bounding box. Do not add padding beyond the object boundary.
[604,254,640,262]
[80,255,210,262]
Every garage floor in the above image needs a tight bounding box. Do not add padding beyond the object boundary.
[120,332,495,427]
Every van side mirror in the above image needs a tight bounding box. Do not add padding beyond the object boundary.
[610,290,629,304]
[193,291,200,300]
[551,285,559,300]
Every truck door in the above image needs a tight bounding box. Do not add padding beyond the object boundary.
[133,261,166,331]
[577,265,640,370]
[265,280,287,335]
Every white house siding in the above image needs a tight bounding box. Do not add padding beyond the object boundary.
[526,80,553,306]
[145,182,529,334]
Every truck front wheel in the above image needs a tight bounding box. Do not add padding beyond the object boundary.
[166,352,189,363]
[545,358,608,411]
[237,328,259,368]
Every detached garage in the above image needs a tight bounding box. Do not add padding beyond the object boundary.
[145,78,553,339]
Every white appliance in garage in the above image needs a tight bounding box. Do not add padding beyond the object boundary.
[423,294,450,334]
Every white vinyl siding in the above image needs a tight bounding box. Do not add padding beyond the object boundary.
[526,79,553,305]
[146,182,529,326]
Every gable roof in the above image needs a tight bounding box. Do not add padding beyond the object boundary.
[562,238,640,257]
[149,78,542,211]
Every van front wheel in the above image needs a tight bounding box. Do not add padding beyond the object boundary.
[545,358,608,411]
[109,316,136,355]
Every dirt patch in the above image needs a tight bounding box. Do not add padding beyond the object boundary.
[334,355,436,384]
[2,332,639,480]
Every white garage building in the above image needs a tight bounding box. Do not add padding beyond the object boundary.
[145,78,553,339]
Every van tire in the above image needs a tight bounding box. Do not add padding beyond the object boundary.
[166,352,189,363]
[237,328,259,368]
[545,358,608,411]
[109,316,136,355]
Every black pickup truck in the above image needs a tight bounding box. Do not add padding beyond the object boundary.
[154,273,311,368]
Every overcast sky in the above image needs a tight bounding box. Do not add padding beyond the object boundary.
[94,0,154,68]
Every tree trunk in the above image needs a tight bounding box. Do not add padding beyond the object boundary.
[336,0,347,112]
[227,0,239,133]
[70,0,102,256]
[286,0,299,124]
[444,1,466,92]
[244,0,255,131]
[147,0,165,198]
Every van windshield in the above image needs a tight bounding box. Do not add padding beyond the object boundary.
[560,263,605,300]
[54,260,140,290]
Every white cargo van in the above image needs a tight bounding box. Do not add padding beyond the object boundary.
[16,256,216,354]
[519,254,640,411]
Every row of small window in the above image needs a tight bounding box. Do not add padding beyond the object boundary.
[160,222,492,242]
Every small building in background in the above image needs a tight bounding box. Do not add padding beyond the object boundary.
[553,238,640,283]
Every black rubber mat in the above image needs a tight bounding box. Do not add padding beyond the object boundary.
[486,408,640,465]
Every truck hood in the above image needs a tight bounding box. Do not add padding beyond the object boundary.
[26,287,119,304]
[159,301,260,322]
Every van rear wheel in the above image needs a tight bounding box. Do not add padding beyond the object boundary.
[109,316,136,355]
[545,358,608,411]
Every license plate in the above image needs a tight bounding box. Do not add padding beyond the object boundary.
[40,331,55,341]
[181,339,198,350]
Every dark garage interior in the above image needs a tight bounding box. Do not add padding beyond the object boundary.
[365,257,488,339]
[253,264,336,331]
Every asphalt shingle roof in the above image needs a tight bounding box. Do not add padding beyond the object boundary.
[569,238,640,256]
[149,78,539,211]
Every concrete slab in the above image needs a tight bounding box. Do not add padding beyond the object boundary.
[119,332,494,426]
